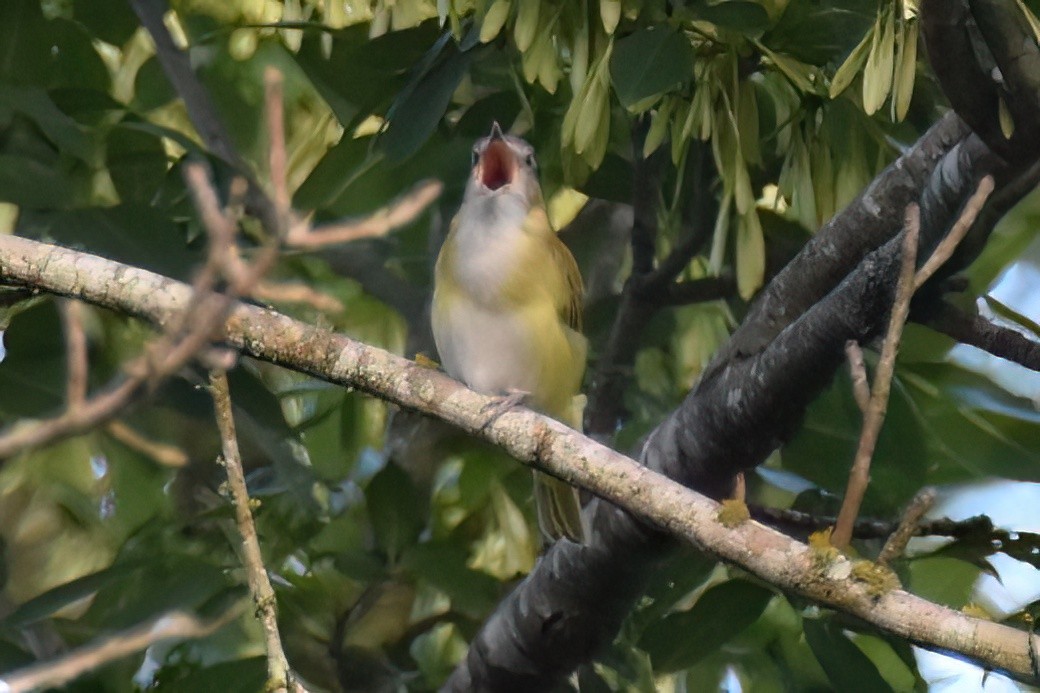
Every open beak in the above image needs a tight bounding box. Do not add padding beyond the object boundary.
[477,122,516,191]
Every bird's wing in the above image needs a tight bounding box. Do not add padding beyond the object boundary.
[549,232,584,332]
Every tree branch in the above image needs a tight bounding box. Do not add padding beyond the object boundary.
[1,235,1038,683]
[833,205,921,549]
[0,605,244,693]
[585,143,716,438]
[209,371,300,692]
[923,301,1040,371]
[748,504,1002,540]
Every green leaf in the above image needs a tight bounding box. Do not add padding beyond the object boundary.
[907,557,981,608]
[293,21,442,128]
[154,657,267,693]
[293,134,375,211]
[0,0,51,86]
[72,0,139,46]
[0,300,66,418]
[366,462,423,561]
[2,560,144,628]
[609,27,694,109]
[631,548,716,628]
[45,19,111,92]
[0,85,93,162]
[638,579,774,672]
[897,363,1040,484]
[763,0,877,65]
[18,204,204,280]
[782,365,929,515]
[381,43,474,162]
[402,541,500,617]
[133,56,177,111]
[85,555,234,630]
[0,153,74,208]
[803,618,893,693]
[677,1,771,33]
[106,122,169,205]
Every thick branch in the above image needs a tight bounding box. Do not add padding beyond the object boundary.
[921,0,1010,160]
[968,0,1040,156]
[451,108,1022,688]
[2,236,1038,684]
[712,112,972,365]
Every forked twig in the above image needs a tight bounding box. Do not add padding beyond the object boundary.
[832,175,997,549]
[832,205,920,548]
[284,179,443,249]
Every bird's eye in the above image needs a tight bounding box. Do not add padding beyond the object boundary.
[471,147,480,166]
[525,153,537,169]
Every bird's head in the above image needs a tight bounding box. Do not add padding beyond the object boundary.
[465,122,542,206]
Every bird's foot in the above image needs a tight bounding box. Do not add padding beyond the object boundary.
[479,389,530,431]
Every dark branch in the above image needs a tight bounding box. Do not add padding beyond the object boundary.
[748,504,1001,541]
[710,112,971,367]
[445,105,1018,689]
[924,301,1040,371]
[584,143,716,438]
[968,0,1040,157]
[630,119,663,275]
[129,0,280,233]
[920,0,1010,160]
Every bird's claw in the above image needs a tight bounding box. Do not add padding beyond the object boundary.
[479,389,530,431]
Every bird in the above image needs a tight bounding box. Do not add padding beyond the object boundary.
[432,122,587,544]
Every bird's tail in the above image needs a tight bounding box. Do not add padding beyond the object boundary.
[533,470,585,544]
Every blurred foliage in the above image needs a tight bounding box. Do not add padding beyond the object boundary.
[0,0,1039,690]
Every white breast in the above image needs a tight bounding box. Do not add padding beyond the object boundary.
[432,298,541,396]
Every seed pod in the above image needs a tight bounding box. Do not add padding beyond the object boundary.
[514,0,540,52]
[600,0,621,33]
[480,0,511,43]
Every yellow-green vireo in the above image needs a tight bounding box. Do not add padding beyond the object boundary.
[432,122,587,544]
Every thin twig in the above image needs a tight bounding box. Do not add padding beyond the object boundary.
[265,66,289,218]
[105,420,189,468]
[0,379,141,459]
[0,163,265,460]
[878,487,937,566]
[832,204,921,548]
[0,605,244,693]
[284,179,443,249]
[913,176,995,290]
[59,299,89,411]
[845,340,871,415]
[209,371,295,691]
[249,281,345,313]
